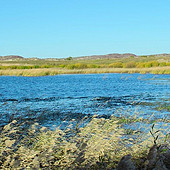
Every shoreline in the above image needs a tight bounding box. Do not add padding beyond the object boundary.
[0,66,169,76]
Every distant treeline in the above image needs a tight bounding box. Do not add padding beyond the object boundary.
[0,61,170,70]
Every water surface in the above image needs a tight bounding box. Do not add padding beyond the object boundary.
[0,73,169,127]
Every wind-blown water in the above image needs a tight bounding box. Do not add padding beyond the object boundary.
[0,73,169,127]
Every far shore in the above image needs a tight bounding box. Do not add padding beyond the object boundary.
[0,66,169,76]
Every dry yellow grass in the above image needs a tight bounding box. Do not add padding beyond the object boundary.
[0,116,169,169]
[0,66,169,76]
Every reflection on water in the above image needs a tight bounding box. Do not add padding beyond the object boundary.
[0,73,169,127]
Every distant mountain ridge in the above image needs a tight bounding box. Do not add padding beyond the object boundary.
[0,55,24,60]
[0,53,170,60]
[74,53,136,60]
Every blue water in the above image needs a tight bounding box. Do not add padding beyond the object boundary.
[0,73,169,127]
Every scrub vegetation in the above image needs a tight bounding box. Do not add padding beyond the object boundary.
[0,55,170,76]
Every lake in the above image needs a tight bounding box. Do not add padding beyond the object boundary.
[0,73,169,128]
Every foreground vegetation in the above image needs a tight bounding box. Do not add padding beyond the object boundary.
[0,114,169,169]
[0,55,170,76]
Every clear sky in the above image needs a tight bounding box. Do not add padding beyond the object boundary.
[0,0,170,58]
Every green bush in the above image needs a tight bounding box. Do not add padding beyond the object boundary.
[140,56,148,58]
[41,65,51,68]
[65,57,73,60]
[151,61,159,67]
[65,63,88,69]
[144,61,159,68]
[136,62,145,68]
[144,62,152,68]
[66,64,76,69]
[74,63,88,69]
[166,62,170,66]
[123,61,136,68]
[58,64,66,68]
[87,64,98,68]
[109,62,123,68]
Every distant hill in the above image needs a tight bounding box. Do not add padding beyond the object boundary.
[73,53,136,60]
[0,55,24,60]
[1,53,170,61]
[151,53,170,57]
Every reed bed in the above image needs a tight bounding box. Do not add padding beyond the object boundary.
[0,114,169,169]
[0,66,169,76]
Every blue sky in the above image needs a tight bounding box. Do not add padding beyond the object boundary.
[0,0,170,58]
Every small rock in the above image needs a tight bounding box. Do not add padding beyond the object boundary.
[117,154,136,170]
[157,144,170,170]
[145,144,170,170]
[146,144,158,169]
